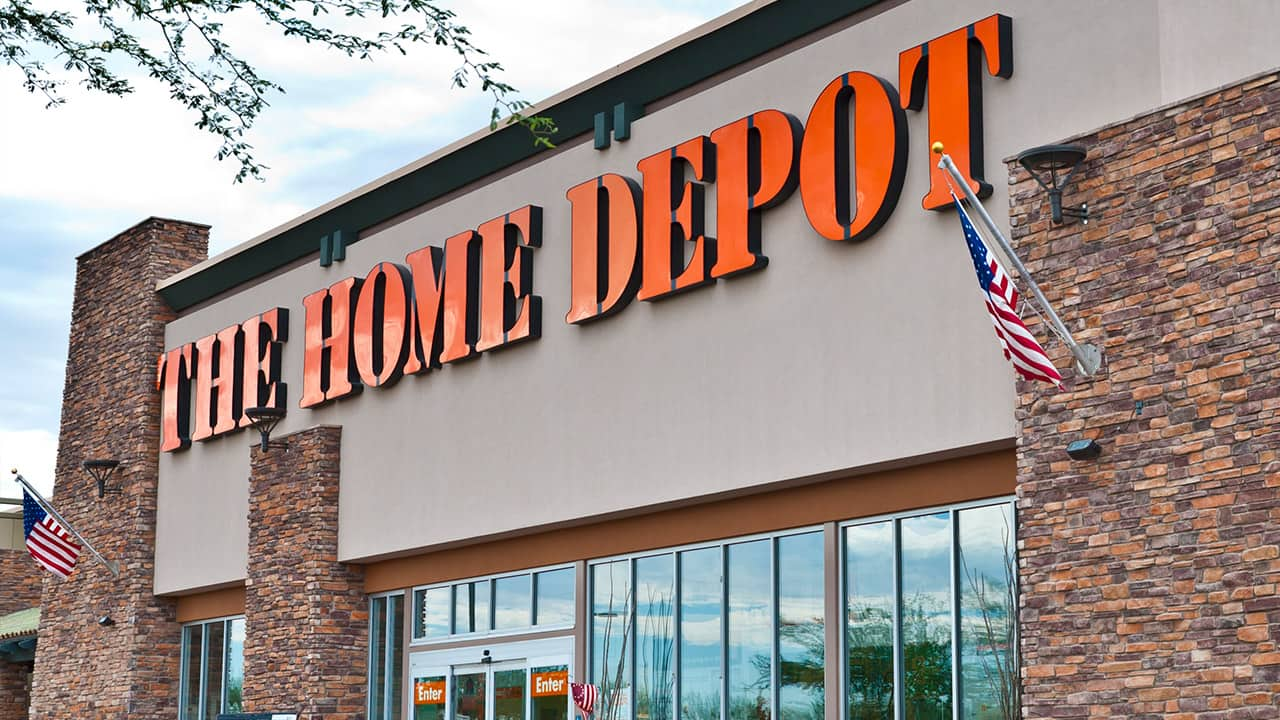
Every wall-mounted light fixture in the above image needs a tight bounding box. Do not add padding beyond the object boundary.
[244,407,288,452]
[1016,144,1088,224]
[1065,438,1102,461]
[81,459,121,499]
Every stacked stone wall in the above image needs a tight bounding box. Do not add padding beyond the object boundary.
[1012,74,1280,716]
[28,218,208,719]
[0,550,41,616]
[242,425,368,719]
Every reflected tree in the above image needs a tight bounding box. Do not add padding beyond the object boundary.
[961,521,1019,720]
[638,590,674,720]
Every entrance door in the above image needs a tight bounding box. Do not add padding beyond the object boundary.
[410,637,572,720]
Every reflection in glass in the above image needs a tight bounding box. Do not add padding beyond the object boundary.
[390,594,405,720]
[846,521,894,720]
[180,624,202,720]
[959,504,1017,720]
[414,675,447,720]
[371,598,387,719]
[680,547,721,720]
[593,560,632,720]
[728,540,771,720]
[494,668,527,720]
[535,568,576,627]
[418,587,452,639]
[204,621,225,717]
[532,665,570,720]
[453,671,487,720]
[455,581,492,634]
[495,575,533,629]
[226,618,245,713]
[777,532,824,720]
[900,513,952,720]
[635,555,674,720]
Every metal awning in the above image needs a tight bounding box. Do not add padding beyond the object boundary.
[0,607,38,662]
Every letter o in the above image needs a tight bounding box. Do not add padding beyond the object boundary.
[799,71,909,241]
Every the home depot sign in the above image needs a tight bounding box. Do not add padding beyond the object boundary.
[157,15,1012,452]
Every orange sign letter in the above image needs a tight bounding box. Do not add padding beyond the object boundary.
[300,277,364,408]
[709,109,802,277]
[476,205,543,352]
[353,262,414,387]
[192,324,242,441]
[637,136,716,300]
[565,174,643,324]
[239,308,289,427]
[899,14,1012,210]
[157,344,196,452]
[799,71,908,242]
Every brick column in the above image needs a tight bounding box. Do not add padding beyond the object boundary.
[28,218,209,719]
[0,550,42,617]
[243,426,368,719]
[0,662,31,720]
[1012,75,1280,715]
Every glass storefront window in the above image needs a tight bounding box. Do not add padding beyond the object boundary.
[958,504,1017,720]
[495,576,533,630]
[635,555,674,720]
[843,500,1017,720]
[370,593,406,720]
[531,664,571,720]
[414,674,447,720]
[535,568,576,627]
[179,616,245,720]
[777,532,824,720]
[727,540,771,720]
[678,547,722,720]
[845,521,894,720]
[593,559,632,720]
[414,565,576,642]
[900,513,952,720]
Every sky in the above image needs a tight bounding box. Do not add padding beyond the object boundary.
[0,0,743,498]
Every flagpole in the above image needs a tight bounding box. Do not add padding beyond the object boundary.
[934,143,1103,376]
[11,469,120,578]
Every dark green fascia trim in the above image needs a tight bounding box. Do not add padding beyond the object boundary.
[160,0,884,311]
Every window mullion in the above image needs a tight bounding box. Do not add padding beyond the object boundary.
[950,509,961,720]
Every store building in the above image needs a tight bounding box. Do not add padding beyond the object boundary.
[19,1,1280,719]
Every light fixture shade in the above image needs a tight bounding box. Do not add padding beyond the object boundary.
[1016,144,1089,224]
[82,459,122,498]
[244,406,287,451]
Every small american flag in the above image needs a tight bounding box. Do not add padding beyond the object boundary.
[570,682,598,718]
[23,490,81,579]
[953,192,1064,388]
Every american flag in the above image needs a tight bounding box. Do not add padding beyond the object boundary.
[23,490,81,579]
[570,682,598,718]
[953,192,1064,388]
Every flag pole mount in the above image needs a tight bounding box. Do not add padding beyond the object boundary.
[931,142,1104,377]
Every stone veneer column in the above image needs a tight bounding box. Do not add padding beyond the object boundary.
[0,662,32,720]
[243,425,369,719]
[28,218,209,719]
[0,550,42,617]
[1012,75,1280,715]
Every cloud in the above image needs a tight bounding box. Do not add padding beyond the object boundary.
[0,0,742,503]
[0,428,58,498]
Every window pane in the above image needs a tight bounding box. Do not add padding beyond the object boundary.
[454,670,487,720]
[371,596,388,719]
[958,504,1016,720]
[495,575,533,630]
[535,568,575,627]
[390,594,405,719]
[417,587,452,639]
[204,622,225,718]
[180,624,203,720]
[679,547,721,720]
[494,668,527,720]
[778,532,824,720]
[455,581,492,634]
[531,665,569,720]
[592,560,632,720]
[727,540,771,720]
[225,618,245,714]
[635,555,674,720]
[900,513,952,720]
[414,674,447,720]
[846,521,894,720]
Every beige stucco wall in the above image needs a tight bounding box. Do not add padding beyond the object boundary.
[154,0,1280,594]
